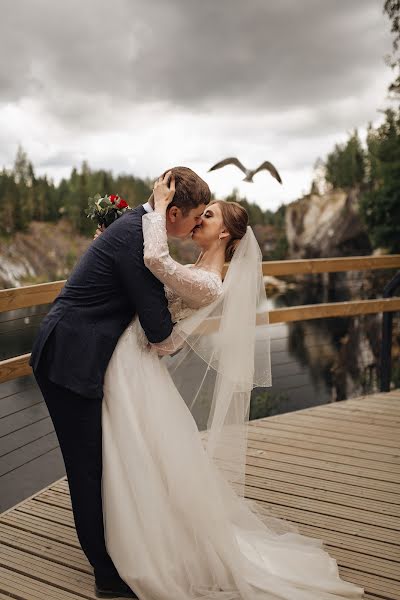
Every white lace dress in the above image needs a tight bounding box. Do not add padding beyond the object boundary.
[101,212,364,600]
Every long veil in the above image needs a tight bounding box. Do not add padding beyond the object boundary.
[161,226,272,500]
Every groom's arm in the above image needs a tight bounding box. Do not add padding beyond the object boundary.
[115,220,174,344]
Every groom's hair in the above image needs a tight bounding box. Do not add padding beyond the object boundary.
[162,166,211,215]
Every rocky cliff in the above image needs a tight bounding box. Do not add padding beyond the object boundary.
[285,188,371,258]
[0,220,91,289]
[0,219,204,290]
[283,189,385,399]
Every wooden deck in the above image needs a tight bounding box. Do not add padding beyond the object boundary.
[0,390,399,600]
[0,376,65,513]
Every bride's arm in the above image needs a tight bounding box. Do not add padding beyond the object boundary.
[142,211,222,356]
[142,212,222,307]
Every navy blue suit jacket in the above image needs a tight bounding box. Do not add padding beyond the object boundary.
[30,205,174,399]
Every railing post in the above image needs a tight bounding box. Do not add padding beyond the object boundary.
[380,271,400,392]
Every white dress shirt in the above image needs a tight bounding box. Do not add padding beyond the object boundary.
[142,202,154,213]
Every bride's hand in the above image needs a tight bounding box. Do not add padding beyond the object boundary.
[93,224,105,240]
[152,171,176,213]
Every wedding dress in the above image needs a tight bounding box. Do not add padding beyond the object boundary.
[101,212,364,600]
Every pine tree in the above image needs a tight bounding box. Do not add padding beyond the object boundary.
[325,130,366,189]
[360,108,400,252]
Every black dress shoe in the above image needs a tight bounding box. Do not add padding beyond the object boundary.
[94,579,138,598]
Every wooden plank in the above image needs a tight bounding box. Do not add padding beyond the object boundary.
[248,420,400,457]
[243,484,400,532]
[244,463,400,506]
[329,546,399,580]
[0,448,65,513]
[339,567,400,600]
[301,394,400,423]
[0,476,67,517]
[250,499,400,561]
[0,522,89,572]
[284,521,400,562]
[297,406,400,431]
[348,397,400,414]
[0,545,96,599]
[268,297,400,324]
[0,280,65,313]
[0,432,59,477]
[16,501,75,529]
[0,353,33,384]
[314,405,400,425]
[0,511,79,547]
[249,419,400,454]
[1,255,398,314]
[254,417,400,447]
[0,416,54,458]
[52,480,70,494]
[243,473,400,517]
[341,394,400,410]
[268,407,400,437]
[245,452,400,494]
[245,446,399,484]
[0,386,41,419]
[247,425,400,464]
[259,254,400,276]
[251,500,398,544]
[0,376,35,401]
[0,565,86,600]
[357,391,400,402]
[34,491,72,512]
[0,402,49,438]
[246,434,400,474]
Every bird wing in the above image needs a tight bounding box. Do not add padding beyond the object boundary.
[252,161,282,183]
[208,157,247,175]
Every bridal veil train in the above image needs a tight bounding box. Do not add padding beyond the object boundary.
[101,224,364,599]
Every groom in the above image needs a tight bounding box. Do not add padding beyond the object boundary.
[30,167,210,599]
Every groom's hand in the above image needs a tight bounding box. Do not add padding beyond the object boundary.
[152,171,176,213]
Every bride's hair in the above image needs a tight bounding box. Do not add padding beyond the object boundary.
[160,166,211,215]
[211,200,249,261]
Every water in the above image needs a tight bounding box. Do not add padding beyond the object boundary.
[2,282,394,420]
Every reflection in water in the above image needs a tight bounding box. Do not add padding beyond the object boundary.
[0,305,51,361]
[250,276,384,420]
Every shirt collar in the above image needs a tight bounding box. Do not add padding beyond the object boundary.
[142,202,154,213]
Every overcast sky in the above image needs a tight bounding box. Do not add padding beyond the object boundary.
[0,0,395,210]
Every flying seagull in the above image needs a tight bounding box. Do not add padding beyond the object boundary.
[208,157,282,184]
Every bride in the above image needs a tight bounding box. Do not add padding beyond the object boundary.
[100,174,364,600]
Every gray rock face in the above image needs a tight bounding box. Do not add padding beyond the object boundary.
[285,189,371,258]
[0,221,90,289]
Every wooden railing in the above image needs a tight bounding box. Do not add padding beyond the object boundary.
[1,254,400,384]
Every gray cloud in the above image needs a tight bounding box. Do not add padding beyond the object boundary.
[0,0,395,207]
[0,0,393,122]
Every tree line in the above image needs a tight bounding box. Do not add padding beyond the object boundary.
[0,150,156,237]
[0,147,285,239]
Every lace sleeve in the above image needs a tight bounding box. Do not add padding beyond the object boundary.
[142,212,222,308]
